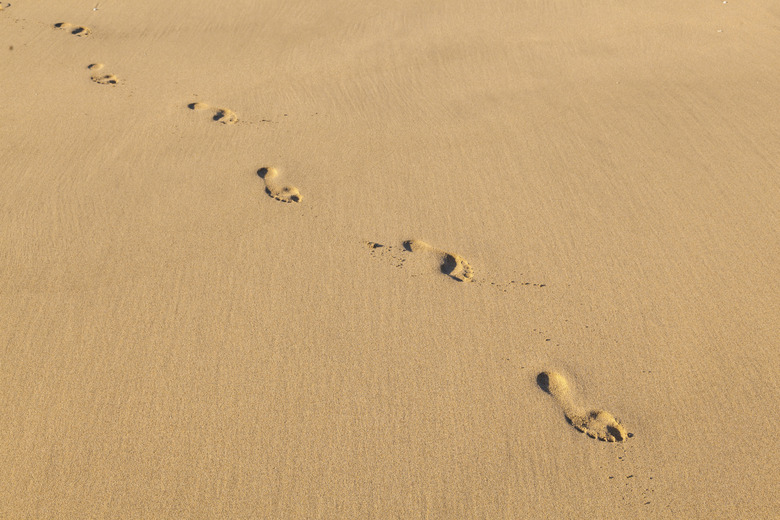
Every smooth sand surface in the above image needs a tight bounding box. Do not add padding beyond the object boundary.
[1,1,778,518]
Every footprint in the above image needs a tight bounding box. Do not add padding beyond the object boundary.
[366,240,545,288]
[402,239,474,282]
[257,167,302,203]
[88,63,118,85]
[54,22,91,37]
[91,74,118,85]
[187,102,238,125]
[537,371,629,442]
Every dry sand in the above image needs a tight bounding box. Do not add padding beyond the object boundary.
[1,1,778,518]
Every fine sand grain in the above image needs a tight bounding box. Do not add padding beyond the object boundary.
[1,0,778,518]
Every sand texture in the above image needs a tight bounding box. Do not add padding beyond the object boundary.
[1,1,779,518]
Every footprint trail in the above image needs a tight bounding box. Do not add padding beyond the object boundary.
[537,371,629,442]
[257,167,302,203]
[54,22,91,37]
[403,239,474,282]
[188,102,238,125]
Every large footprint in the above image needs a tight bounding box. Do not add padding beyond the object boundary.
[537,371,629,442]
[54,22,91,37]
[257,167,302,203]
[187,102,238,125]
[403,239,474,282]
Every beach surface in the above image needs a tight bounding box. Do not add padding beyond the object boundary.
[1,1,778,517]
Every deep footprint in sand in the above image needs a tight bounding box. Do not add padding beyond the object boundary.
[402,239,474,282]
[88,63,118,85]
[257,167,302,203]
[54,22,91,37]
[187,102,238,125]
[537,371,629,442]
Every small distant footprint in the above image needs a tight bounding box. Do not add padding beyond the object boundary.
[256,167,302,203]
[54,22,91,37]
[187,102,238,125]
[87,63,118,85]
[403,239,474,282]
[537,371,629,442]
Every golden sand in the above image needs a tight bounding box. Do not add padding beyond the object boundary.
[1,1,778,517]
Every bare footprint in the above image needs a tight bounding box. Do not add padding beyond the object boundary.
[54,22,91,37]
[537,371,629,442]
[366,240,545,288]
[187,102,238,125]
[402,239,474,282]
[87,63,118,85]
[256,167,302,203]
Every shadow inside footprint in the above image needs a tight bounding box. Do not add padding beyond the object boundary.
[440,254,462,280]
[213,110,232,123]
[606,424,625,442]
[536,372,552,393]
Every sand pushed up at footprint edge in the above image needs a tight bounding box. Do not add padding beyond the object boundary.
[403,239,474,282]
[537,371,629,443]
[257,167,302,203]
[187,102,238,125]
[54,22,91,37]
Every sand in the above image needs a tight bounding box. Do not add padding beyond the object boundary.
[1,0,778,517]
